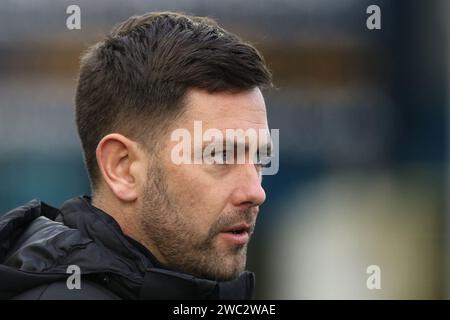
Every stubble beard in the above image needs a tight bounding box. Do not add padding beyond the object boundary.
[139,164,256,281]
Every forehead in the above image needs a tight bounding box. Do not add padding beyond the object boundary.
[182,88,268,130]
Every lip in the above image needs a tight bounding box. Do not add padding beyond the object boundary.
[221,223,251,233]
[218,223,251,246]
[218,231,250,246]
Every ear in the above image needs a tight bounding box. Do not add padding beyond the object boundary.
[96,133,145,202]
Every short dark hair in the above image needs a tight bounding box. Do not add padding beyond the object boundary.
[75,11,272,190]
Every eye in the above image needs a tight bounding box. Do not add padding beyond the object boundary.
[261,159,272,168]
[221,151,229,163]
[209,150,228,164]
[256,151,272,168]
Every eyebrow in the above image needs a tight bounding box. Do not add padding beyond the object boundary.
[201,139,272,156]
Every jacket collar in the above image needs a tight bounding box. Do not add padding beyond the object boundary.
[140,268,255,300]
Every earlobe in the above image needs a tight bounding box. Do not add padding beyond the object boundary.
[96,133,139,202]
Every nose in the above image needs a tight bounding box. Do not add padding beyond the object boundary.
[230,164,266,209]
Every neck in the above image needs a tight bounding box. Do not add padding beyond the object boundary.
[91,191,170,266]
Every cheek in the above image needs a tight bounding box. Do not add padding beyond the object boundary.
[165,164,229,230]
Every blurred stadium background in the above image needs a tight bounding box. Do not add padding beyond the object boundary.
[0,0,448,299]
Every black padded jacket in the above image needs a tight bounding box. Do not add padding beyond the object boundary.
[0,196,255,300]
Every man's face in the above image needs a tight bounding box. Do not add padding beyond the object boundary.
[140,87,268,281]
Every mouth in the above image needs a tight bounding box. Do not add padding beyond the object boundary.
[218,223,252,246]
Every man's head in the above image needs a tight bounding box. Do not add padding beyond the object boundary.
[75,12,272,281]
